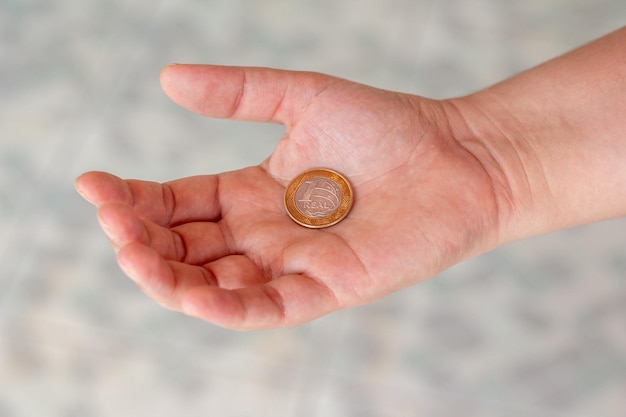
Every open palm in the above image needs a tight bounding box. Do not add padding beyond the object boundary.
[76,65,500,330]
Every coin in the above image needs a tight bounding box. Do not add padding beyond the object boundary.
[284,168,354,228]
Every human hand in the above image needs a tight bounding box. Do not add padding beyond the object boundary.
[75,65,504,330]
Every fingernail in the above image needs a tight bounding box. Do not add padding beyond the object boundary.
[74,176,95,204]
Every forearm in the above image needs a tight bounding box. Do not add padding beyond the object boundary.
[450,26,626,244]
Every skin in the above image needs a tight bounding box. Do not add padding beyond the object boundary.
[75,27,626,330]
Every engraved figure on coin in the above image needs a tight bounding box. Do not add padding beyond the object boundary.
[295,178,343,218]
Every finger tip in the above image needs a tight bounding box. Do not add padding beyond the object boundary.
[74,172,97,204]
[181,288,244,329]
[159,64,224,115]
[74,171,130,207]
[95,201,122,230]
[160,63,187,92]
[159,63,174,82]
[97,201,147,249]
[117,242,171,290]
[180,289,213,317]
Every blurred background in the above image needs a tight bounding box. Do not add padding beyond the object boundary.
[1,0,625,416]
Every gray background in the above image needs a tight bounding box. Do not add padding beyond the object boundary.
[1,1,625,416]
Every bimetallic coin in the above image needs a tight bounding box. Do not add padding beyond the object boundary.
[284,168,354,228]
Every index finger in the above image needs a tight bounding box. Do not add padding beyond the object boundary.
[75,171,221,227]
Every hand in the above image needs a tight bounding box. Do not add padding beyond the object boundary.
[75,65,502,330]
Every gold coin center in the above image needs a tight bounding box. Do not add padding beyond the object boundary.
[294,177,343,218]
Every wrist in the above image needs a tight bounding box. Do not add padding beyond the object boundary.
[448,88,626,247]
[444,94,556,246]
[442,27,626,245]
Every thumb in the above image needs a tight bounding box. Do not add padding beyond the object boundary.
[159,64,334,126]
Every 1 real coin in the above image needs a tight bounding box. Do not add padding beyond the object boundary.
[284,168,354,228]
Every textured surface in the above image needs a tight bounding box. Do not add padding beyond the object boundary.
[1,0,625,416]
